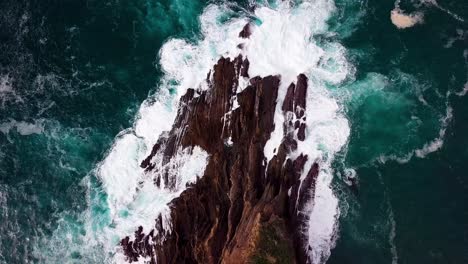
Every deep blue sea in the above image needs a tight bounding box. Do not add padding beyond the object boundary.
[0,0,467,263]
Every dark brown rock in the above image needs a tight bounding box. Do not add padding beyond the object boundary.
[239,23,252,38]
[283,83,295,112]
[298,123,306,141]
[295,74,308,112]
[119,57,318,264]
[240,58,250,78]
[282,74,308,119]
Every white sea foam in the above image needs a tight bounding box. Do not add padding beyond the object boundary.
[241,3,350,262]
[444,29,466,49]
[0,118,45,136]
[390,8,424,29]
[458,82,468,97]
[91,1,352,263]
[377,172,399,264]
[0,74,23,106]
[414,105,452,158]
[456,49,468,97]
[421,0,465,23]
[377,103,453,164]
[95,72,195,256]
[97,141,208,261]
[0,75,13,94]
[388,204,399,264]
[391,0,465,30]
[95,7,239,251]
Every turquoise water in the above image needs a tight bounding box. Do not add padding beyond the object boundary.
[0,0,467,263]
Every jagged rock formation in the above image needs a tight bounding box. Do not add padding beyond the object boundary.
[120,54,319,264]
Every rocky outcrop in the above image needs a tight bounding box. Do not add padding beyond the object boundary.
[238,23,252,39]
[119,54,319,263]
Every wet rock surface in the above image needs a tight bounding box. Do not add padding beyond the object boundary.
[238,22,253,39]
[120,55,318,264]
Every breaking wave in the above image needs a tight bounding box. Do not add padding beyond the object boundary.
[37,0,355,263]
[99,0,352,263]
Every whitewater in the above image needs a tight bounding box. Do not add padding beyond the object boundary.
[36,0,353,263]
[104,1,351,263]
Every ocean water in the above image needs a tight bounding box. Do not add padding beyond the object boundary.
[0,0,467,263]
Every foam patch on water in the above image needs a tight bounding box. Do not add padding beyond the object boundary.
[444,29,467,49]
[391,0,465,30]
[414,104,452,158]
[0,74,23,107]
[377,101,453,164]
[390,8,424,29]
[0,118,45,136]
[456,49,468,97]
[421,0,465,23]
[0,75,14,94]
